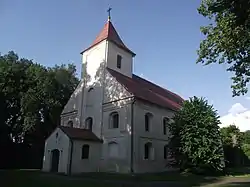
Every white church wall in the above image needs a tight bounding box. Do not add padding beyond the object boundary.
[99,100,132,173]
[107,41,133,78]
[82,40,107,86]
[71,140,102,173]
[61,80,84,128]
[81,86,103,137]
[80,49,131,138]
[132,100,175,173]
[42,128,71,174]
[99,135,131,173]
[79,40,108,135]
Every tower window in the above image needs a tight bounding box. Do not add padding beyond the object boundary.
[117,55,122,69]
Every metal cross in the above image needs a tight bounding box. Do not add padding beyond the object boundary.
[107,7,112,20]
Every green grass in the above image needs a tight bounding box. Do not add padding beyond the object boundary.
[1,169,250,187]
[1,170,115,187]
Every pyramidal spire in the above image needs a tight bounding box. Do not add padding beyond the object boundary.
[81,11,135,56]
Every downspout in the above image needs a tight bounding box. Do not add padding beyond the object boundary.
[130,98,136,173]
[68,139,74,175]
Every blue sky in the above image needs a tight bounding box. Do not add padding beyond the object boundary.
[1,0,249,121]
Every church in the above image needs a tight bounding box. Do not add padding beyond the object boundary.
[42,13,184,174]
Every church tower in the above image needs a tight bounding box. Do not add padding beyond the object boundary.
[79,12,135,137]
[81,15,135,82]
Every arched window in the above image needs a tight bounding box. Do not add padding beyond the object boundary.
[108,142,119,158]
[88,87,94,92]
[68,120,73,128]
[145,113,153,132]
[144,142,153,160]
[163,117,169,135]
[109,112,119,129]
[164,145,168,159]
[85,117,93,131]
[81,144,89,159]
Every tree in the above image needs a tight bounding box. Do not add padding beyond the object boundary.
[220,125,245,167]
[168,96,225,174]
[0,51,79,168]
[197,0,250,96]
[221,124,243,147]
[0,51,79,143]
[243,130,250,144]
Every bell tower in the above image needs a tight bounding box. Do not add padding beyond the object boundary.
[79,11,135,137]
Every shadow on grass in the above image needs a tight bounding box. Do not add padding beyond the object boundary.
[76,170,223,186]
[226,167,250,176]
[1,169,250,187]
[0,170,221,187]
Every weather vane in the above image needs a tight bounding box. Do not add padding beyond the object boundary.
[107,7,112,21]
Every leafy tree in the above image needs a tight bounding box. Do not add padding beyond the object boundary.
[168,96,225,174]
[0,51,79,148]
[220,125,246,167]
[197,0,250,96]
[243,130,250,144]
[242,143,250,158]
[0,51,79,168]
[221,124,243,147]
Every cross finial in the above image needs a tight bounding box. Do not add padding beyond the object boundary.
[107,7,112,21]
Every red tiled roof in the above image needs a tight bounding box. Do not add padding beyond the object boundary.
[59,126,103,142]
[81,20,135,56]
[107,68,184,111]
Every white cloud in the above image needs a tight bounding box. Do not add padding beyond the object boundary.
[246,97,250,100]
[219,103,250,132]
[228,103,247,114]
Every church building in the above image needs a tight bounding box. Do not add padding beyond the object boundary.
[42,14,184,174]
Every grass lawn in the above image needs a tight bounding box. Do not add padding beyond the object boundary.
[1,169,250,187]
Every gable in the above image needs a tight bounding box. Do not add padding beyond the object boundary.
[104,69,132,103]
[45,127,69,143]
[107,68,183,111]
[62,80,84,114]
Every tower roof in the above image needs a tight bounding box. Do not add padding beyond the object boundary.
[81,20,136,56]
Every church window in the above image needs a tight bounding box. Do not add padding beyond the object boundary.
[145,113,153,132]
[163,117,169,135]
[117,55,122,69]
[109,112,119,129]
[68,120,73,128]
[85,117,93,131]
[81,144,89,159]
[108,142,119,158]
[164,145,168,159]
[144,142,154,160]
